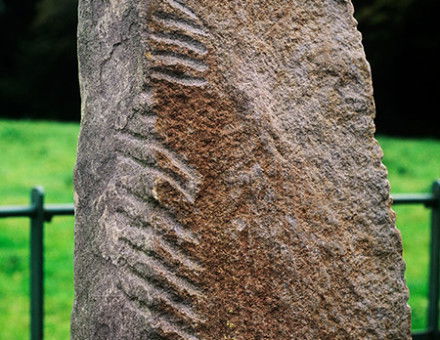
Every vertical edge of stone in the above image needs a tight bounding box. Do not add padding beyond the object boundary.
[349,0,412,337]
[72,0,149,338]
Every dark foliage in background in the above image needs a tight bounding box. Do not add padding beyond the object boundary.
[355,0,439,137]
[0,0,438,137]
[0,0,79,121]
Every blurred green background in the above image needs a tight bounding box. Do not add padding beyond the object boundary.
[0,120,77,339]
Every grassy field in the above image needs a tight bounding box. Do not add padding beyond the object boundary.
[0,120,77,340]
[379,136,440,330]
[0,119,439,337]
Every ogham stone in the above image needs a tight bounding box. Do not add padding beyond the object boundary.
[72,0,411,339]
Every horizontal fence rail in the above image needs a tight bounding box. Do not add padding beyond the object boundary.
[0,187,74,340]
[393,193,437,206]
[0,203,74,220]
[0,182,439,340]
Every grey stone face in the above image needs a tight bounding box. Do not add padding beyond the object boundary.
[72,1,411,339]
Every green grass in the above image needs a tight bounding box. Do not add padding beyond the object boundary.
[0,120,439,337]
[0,120,78,340]
[379,136,440,330]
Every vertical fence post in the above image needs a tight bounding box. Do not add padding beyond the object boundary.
[30,187,44,340]
[428,180,440,339]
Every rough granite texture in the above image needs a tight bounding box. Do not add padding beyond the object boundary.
[72,0,411,339]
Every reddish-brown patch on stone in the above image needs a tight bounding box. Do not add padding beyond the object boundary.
[74,1,411,338]
[151,73,363,338]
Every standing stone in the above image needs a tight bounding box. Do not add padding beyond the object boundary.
[72,1,411,339]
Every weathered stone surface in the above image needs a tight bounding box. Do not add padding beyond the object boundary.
[72,1,411,339]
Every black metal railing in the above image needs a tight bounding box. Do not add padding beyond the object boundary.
[0,181,439,340]
[0,187,73,340]
[396,180,440,340]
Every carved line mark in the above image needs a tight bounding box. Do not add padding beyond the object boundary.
[151,50,208,72]
[122,244,204,300]
[153,11,208,37]
[119,236,205,296]
[118,281,203,328]
[114,188,199,245]
[118,224,203,273]
[116,132,202,185]
[115,138,155,166]
[117,116,160,139]
[115,206,199,255]
[149,32,208,56]
[107,2,208,335]
[164,0,199,21]
[150,67,208,87]
[117,152,198,204]
[152,236,203,273]
[118,282,201,340]
[152,318,200,340]
[125,262,190,307]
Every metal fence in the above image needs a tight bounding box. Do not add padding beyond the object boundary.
[394,180,440,340]
[0,187,73,340]
[0,181,439,340]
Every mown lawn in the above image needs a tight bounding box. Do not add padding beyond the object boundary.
[0,119,439,337]
[0,120,78,340]
[379,136,440,330]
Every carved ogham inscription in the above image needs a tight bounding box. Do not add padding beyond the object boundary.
[75,0,411,338]
[100,1,209,339]
[146,0,209,88]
